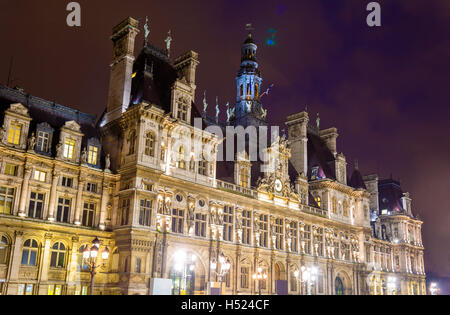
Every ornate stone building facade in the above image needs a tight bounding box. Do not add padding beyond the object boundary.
[0,17,426,295]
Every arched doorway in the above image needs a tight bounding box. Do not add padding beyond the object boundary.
[274,262,287,295]
[169,251,206,295]
[335,277,344,295]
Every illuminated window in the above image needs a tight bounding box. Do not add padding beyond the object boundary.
[4,163,17,176]
[34,170,46,182]
[314,196,321,208]
[177,146,186,170]
[332,197,337,214]
[8,122,22,145]
[18,284,34,295]
[63,139,76,159]
[50,242,66,268]
[88,146,98,165]
[48,284,62,295]
[240,167,249,188]
[255,83,259,98]
[28,192,44,219]
[274,218,284,250]
[0,187,14,215]
[246,83,251,96]
[21,239,38,266]
[145,132,156,157]
[343,200,349,217]
[82,202,95,227]
[37,131,49,152]
[198,158,208,176]
[303,225,311,254]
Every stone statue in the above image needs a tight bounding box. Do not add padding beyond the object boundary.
[164,198,172,215]
[165,30,172,57]
[316,113,320,129]
[218,211,224,225]
[187,202,195,229]
[81,147,87,164]
[203,90,208,113]
[226,107,232,123]
[215,97,220,121]
[210,210,217,225]
[157,198,164,214]
[144,16,150,45]
[105,154,111,170]
[254,217,260,233]
[236,212,243,230]
[28,133,36,151]
[56,142,63,158]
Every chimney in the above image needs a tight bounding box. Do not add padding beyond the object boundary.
[319,127,339,156]
[286,111,309,176]
[106,17,140,124]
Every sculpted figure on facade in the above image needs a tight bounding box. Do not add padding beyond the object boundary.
[28,132,36,151]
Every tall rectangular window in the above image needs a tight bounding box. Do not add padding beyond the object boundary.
[8,122,22,145]
[240,168,249,188]
[195,213,207,237]
[86,182,97,193]
[242,210,251,245]
[120,199,130,226]
[240,267,249,289]
[139,199,152,227]
[177,101,188,121]
[198,160,208,176]
[290,221,298,253]
[274,218,284,250]
[316,227,324,256]
[0,187,14,215]
[34,170,46,182]
[171,209,184,234]
[223,206,234,242]
[56,198,71,223]
[18,284,33,295]
[88,146,98,165]
[82,202,95,227]
[28,192,44,219]
[259,214,268,248]
[63,139,76,159]
[61,177,73,188]
[37,131,49,152]
[4,163,17,176]
[303,224,311,254]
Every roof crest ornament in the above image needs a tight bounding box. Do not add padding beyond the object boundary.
[144,16,150,46]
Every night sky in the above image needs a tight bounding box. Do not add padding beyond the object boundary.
[1,0,449,285]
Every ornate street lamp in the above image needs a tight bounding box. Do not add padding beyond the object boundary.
[295,265,318,295]
[252,267,268,295]
[82,237,110,295]
[387,276,397,295]
[174,251,197,295]
[211,252,231,294]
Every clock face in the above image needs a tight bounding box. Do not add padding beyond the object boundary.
[275,179,283,192]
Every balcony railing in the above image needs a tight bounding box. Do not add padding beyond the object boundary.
[216,180,257,198]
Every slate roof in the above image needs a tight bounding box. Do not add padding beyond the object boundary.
[378,179,405,214]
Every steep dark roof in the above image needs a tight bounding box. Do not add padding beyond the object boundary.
[349,168,367,189]
[378,179,405,214]
[307,131,336,180]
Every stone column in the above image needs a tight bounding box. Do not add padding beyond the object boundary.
[39,233,53,282]
[66,236,80,285]
[18,167,32,217]
[47,171,60,221]
[73,176,86,225]
[99,182,109,230]
[6,231,24,284]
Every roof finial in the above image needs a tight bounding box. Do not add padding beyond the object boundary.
[165,30,173,58]
[144,16,150,46]
[316,113,320,129]
[246,23,255,37]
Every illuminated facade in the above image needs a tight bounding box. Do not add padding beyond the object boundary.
[0,17,426,295]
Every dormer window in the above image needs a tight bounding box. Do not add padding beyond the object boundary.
[240,168,249,188]
[63,139,76,160]
[8,122,22,145]
[88,146,98,165]
[198,158,208,176]
[177,146,186,170]
[145,131,156,157]
[177,98,188,122]
[37,131,50,152]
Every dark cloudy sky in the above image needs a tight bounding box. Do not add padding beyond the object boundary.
[1,0,449,281]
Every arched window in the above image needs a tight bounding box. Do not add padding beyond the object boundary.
[177,146,186,170]
[335,277,344,295]
[145,131,156,157]
[50,242,66,268]
[240,168,249,188]
[21,239,39,266]
[0,236,9,264]
[332,197,337,214]
[343,200,349,217]
[128,130,136,155]
[198,157,208,176]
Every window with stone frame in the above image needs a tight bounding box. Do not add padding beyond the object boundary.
[18,284,34,295]
[128,130,136,155]
[86,182,97,193]
[177,97,188,122]
[195,213,207,237]
[274,218,284,250]
[242,210,252,245]
[4,163,18,176]
[223,206,234,242]
[34,170,46,182]
[63,138,76,160]
[0,236,9,264]
[37,131,50,153]
[240,167,249,188]
[171,209,184,234]
[135,257,142,273]
[290,270,298,292]
[198,158,208,176]
[289,221,298,252]
[240,266,249,289]
[8,122,22,145]
[139,199,152,227]
[343,200,349,217]
[61,176,73,188]
[332,197,338,214]
[56,198,71,223]
[316,227,324,256]
[21,239,38,266]
[28,192,45,219]
[314,196,321,208]
[120,199,130,226]
[303,224,311,254]
[88,146,99,165]
[145,131,156,157]
[176,146,186,170]
[259,214,268,248]
[82,202,96,227]
[50,242,66,268]
[0,186,15,215]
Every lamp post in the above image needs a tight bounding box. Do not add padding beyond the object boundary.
[82,237,110,295]
[295,266,318,295]
[252,267,268,295]
[210,252,231,295]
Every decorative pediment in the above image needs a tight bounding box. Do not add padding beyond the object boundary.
[63,120,81,132]
[8,103,30,117]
